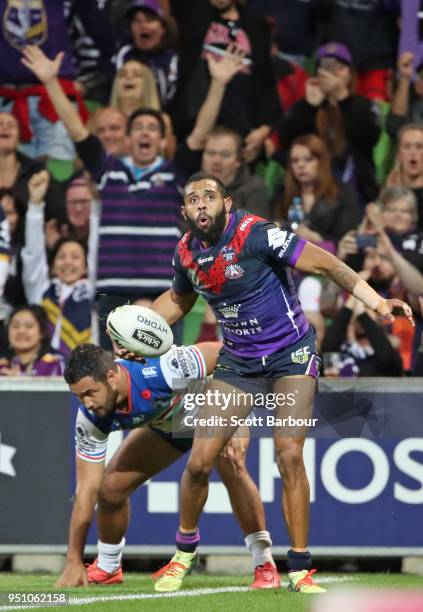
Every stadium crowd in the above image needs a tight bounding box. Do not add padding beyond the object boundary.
[0,0,423,377]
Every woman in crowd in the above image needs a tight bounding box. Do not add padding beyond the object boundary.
[280,134,359,249]
[385,124,423,230]
[279,42,381,203]
[0,189,26,312]
[21,171,93,357]
[110,59,175,158]
[0,304,64,376]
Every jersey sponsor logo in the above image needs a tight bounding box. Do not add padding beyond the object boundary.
[278,234,294,258]
[132,328,163,349]
[224,264,245,279]
[291,346,310,364]
[197,255,214,265]
[142,366,158,378]
[131,416,145,425]
[217,303,241,319]
[75,425,99,453]
[267,227,288,250]
[220,247,235,262]
[239,217,254,232]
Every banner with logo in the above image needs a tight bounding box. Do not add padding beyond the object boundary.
[1,380,422,552]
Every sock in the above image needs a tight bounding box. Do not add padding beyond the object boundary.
[176,529,200,553]
[287,548,312,572]
[97,537,125,573]
[244,531,275,568]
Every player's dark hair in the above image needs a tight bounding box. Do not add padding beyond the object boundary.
[184,172,228,199]
[127,108,166,137]
[64,343,116,385]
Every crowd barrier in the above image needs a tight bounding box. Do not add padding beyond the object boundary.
[0,378,422,556]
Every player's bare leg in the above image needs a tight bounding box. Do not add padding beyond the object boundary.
[272,375,325,593]
[88,428,183,583]
[154,379,254,592]
[216,428,280,589]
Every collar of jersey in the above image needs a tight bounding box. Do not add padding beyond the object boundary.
[120,155,164,182]
[115,363,133,415]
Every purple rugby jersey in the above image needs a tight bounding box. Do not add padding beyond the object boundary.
[173,210,310,358]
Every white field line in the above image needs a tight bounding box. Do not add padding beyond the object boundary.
[0,575,356,610]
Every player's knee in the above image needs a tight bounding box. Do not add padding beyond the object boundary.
[97,479,127,512]
[216,452,246,482]
[275,444,305,482]
[186,457,214,484]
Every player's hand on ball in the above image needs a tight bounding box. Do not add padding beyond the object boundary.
[111,339,147,363]
[55,561,88,588]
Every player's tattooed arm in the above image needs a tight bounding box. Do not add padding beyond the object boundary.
[295,242,414,324]
[152,289,198,325]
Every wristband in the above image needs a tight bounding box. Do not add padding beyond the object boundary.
[352,279,385,312]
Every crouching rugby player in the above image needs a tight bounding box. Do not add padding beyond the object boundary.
[56,342,279,589]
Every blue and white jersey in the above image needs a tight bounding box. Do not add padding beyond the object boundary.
[173,210,309,358]
[75,345,206,463]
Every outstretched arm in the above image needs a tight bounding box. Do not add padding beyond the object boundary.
[21,45,89,142]
[295,242,414,325]
[56,457,104,587]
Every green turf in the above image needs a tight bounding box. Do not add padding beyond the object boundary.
[0,573,422,611]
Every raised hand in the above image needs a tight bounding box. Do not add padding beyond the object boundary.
[397,51,414,81]
[28,170,50,205]
[206,43,245,86]
[21,45,64,84]
[378,298,414,326]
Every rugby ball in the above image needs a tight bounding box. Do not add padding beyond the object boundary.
[106,305,173,357]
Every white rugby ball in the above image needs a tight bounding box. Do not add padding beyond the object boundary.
[106,305,173,357]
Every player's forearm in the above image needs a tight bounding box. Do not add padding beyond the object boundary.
[66,490,98,562]
[391,78,410,117]
[296,243,387,313]
[152,289,197,325]
[44,78,89,142]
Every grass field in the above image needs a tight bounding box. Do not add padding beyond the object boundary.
[0,573,422,612]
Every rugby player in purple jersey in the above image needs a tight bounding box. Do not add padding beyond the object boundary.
[145,172,413,594]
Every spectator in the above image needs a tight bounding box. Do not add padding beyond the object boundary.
[0,198,11,330]
[0,111,66,223]
[379,187,423,271]
[21,171,92,357]
[279,42,381,203]
[0,189,26,314]
[280,134,359,247]
[65,0,117,104]
[22,46,183,349]
[170,0,280,161]
[319,0,399,102]
[109,59,175,158]
[247,0,323,68]
[181,126,271,218]
[0,305,64,376]
[321,291,403,377]
[0,2,88,160]
[386,52,423,141]
[115,0,178,109]
[385,124,423,230]
[88,108,128,156]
